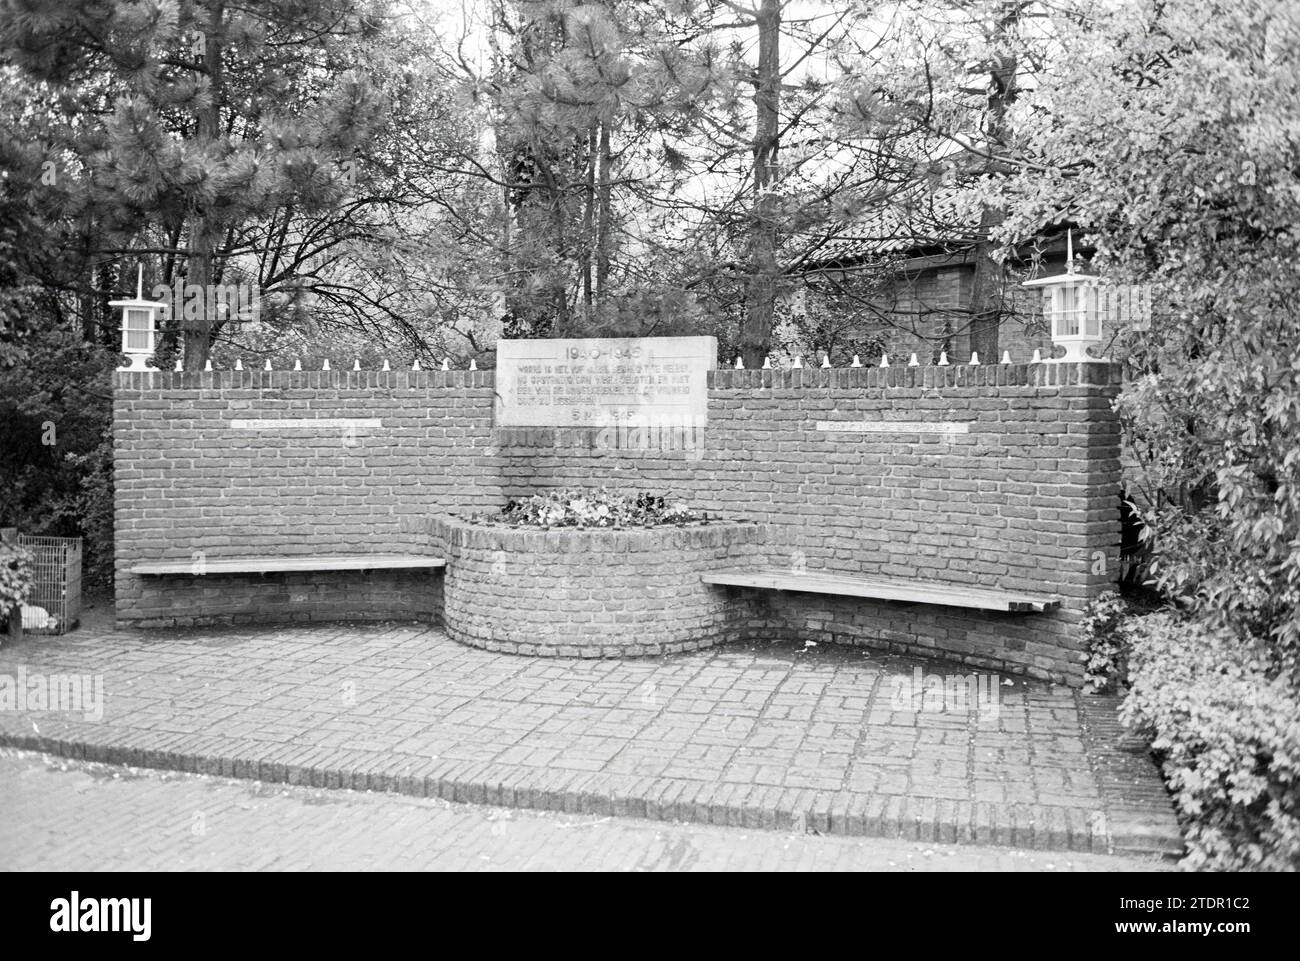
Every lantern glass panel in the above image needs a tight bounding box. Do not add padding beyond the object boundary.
[1059,286,1080,336]
[1084,286,1101,336]
[124,308,153,351]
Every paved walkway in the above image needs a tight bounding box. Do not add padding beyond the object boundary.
[0,749,1169,871]
[0,612,1182,858]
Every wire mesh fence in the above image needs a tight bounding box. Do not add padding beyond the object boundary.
[16,535,82,635]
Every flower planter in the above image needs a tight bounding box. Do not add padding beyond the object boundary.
[430,513,769,657]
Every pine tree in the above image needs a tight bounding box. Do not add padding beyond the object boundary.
[1,0,395,365]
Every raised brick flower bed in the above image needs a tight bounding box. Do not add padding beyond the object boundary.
[430,513,769,657]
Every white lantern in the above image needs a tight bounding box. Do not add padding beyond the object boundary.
[109,265,166,372]
[1022,230,1103,363]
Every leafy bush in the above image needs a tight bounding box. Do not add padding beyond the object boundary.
[984,0,1300,871]
[1081,590,1133,693]
[1081,589,1166,693]
[1121,613,1300,871]
[0,541,34,617]
[492,487,705,529]
[0,325,115,591]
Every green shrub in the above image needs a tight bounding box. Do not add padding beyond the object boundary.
[0,325,115,591]
[0,540,34,617]
[1081,590,1132,693]
[1081,589,1165,693]
[491,487,705,529]
[1121,613,1300,871]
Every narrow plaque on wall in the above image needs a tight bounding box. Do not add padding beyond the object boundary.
[229,418,383,430]
[814,421,970,434]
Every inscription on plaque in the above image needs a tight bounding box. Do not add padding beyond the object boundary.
[815,421,970,435]
[495,336,716,428]
[230,418,383,430]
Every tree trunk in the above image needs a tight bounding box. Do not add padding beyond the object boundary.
[740,0,781,369]
[80,279,95,343]
[182,3,225,370]
[580,124,596,316]
[968,207,1004,362]
[546,150,571,337]
[79,216,99,343]
[595,120,612,302]
[967,2,1021,363]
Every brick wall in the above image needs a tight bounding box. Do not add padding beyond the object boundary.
[874,266,970,361]
[837,260,1057,365]
[1000,277,1055,362]
[113,369,499,626]
[114,362,1121,683]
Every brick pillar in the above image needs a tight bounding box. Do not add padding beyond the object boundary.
[1033,361,1123,612]
[1065,363,1124,597]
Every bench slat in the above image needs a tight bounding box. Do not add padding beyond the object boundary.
[701,567,1059,613]
[131,554,445,576]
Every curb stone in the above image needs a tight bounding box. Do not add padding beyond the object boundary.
[0,730,1184,858]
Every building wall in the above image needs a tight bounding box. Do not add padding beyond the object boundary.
[880,265,971,361]
[811,256,1059,365]
[114,362,1122,684]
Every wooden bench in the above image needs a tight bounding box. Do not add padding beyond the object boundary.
[130,554,445,576]
[701,567,1059,613]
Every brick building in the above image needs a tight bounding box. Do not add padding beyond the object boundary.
[787,211,1071,366]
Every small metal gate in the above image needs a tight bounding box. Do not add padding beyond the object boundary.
[16,535,82,634]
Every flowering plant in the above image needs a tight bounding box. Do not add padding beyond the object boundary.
[492,487,704,528]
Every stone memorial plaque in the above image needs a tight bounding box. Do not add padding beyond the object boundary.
[495,336,716,428]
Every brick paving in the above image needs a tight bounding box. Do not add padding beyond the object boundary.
[0,610,1182,858]
[0,749,1169,871]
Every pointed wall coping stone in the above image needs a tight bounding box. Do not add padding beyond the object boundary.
[115,368,504,390]
[703,362,1122,391]
[116,362,1122,390]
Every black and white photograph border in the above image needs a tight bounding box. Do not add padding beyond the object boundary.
[0,0,1296,902]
